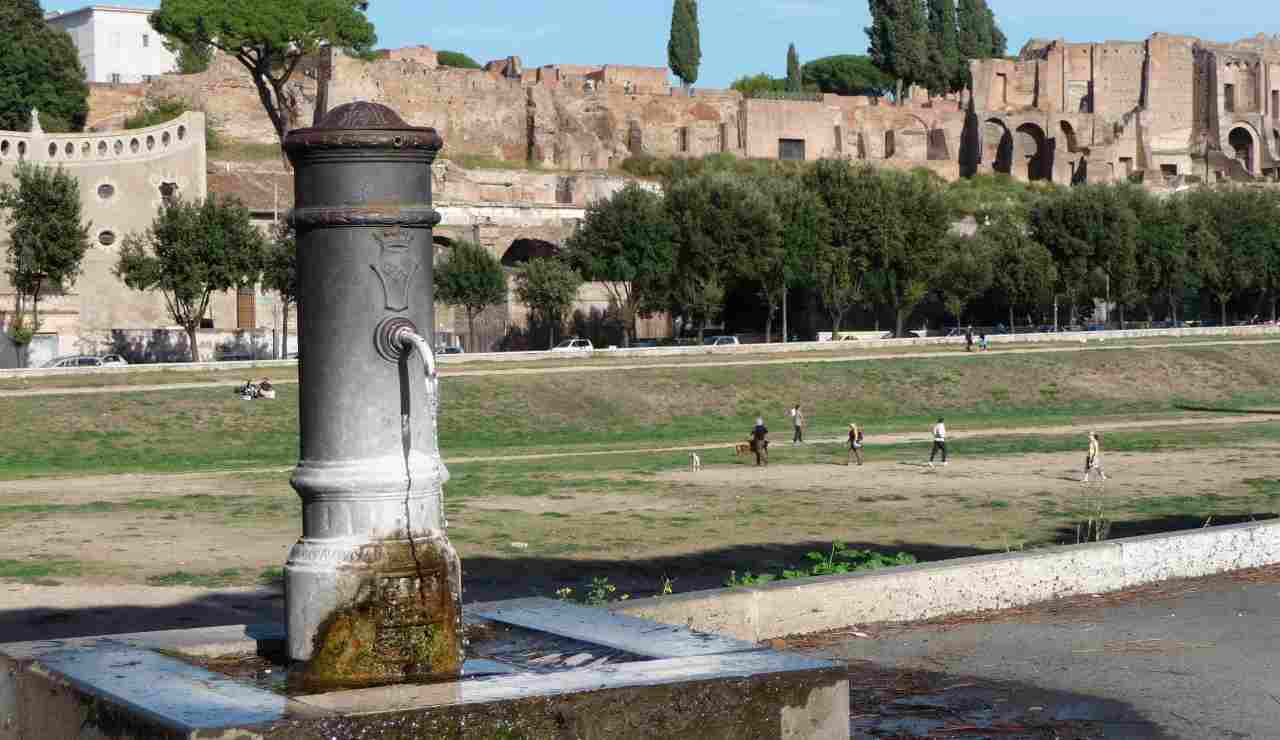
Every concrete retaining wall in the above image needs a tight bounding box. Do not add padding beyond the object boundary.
[2,323,1276,380]
[615,518,1280,642]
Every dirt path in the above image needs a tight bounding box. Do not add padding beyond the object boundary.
[0,412,1275,499]
[4,337,1278,398]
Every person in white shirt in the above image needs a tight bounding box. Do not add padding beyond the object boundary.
[791,404,805,445]
[928,418,947,468]
[1082,431,1107,483]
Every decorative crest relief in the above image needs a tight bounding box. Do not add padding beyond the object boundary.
[371,228,421,312]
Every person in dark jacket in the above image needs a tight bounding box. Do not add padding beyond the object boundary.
[750,417,770,467]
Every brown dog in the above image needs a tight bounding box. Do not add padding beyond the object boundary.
[735,441,753,457]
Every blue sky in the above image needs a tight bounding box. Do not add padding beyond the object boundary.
[46,1,1280,88]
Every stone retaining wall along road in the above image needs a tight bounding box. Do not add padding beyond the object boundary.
[614,518,1280,642]
[1,324,1276,379]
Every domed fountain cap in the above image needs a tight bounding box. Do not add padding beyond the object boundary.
[285,101,443,159]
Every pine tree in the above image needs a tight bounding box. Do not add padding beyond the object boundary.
[668,0,702,88]
[0,0,89,131]
[926,0,960,95]
[786,43,802,92]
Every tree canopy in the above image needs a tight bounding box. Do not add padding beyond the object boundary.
[0,162,91,358]
[150,0,376,145]
[514,258,582,349]
[437,50,481,69]
[435,240,507,352]
[262,223,298,355]
[667,0,702,87]
[0,0,89,132]
[116,196,267,362]
[730,73,788,97]
[866,0,929,99]
[801,55,893,97]
[564,184,675,347]
[926,0,961,94]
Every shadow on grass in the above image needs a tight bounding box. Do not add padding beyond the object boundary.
[1173,404,1280,415]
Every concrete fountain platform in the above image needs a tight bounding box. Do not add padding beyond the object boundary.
[0,597,848,739]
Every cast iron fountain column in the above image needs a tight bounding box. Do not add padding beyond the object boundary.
[283,102,462,689]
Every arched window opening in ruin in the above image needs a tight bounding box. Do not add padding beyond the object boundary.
[927,129,949,161]
[884,131,896,159]
[984,120,1013,175]
[1059,121,1080,154]
[1272,128,1280,160]
[1229,127,1255,174]
[501,238,560,268]
[1016,122,1052,182]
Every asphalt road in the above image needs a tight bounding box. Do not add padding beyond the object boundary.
[816,568,1280,739]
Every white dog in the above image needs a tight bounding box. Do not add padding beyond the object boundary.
[689,452,702,472]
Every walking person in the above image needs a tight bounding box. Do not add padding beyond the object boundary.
[847,423,864,466]
[928,417,948,468]
[791,404,805,445]
[1082,431,1108,483]
[751,417,770,467]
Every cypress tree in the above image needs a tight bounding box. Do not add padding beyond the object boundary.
[865,0,928,101]
[786,43,802,92]
[668,0,702,88]
[926,0,960,95]
[956,0,994,89]
[987,5,1008,57]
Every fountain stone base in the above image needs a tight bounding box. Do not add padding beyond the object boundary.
[0,597,849,739]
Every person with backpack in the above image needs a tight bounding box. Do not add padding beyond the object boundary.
[847,423,865,466]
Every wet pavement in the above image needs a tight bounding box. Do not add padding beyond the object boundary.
[793,567,1280,739]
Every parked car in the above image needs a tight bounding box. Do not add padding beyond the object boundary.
[100,354,129,366]
[703,335,740,347]
[41,355,104,368]
[551,338,594,353]
[439,346,464,355]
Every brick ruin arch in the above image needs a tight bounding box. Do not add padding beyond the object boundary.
[983,118,1014,175]
[1015,122,1053,182]
[501,238,561,267]
[1227,124,1260,175]
[888,113,949,161]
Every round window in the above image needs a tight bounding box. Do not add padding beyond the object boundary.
[130,138,140,154]
[98,141,108,156]
[97,183,115,200]
[177,125,186,141]
[48,142,58,157]
[146,135,155,151]
[0,140,8,156]
[17,142,26,156]
[98,230,116,246]
[113,140,123,155]
[161,131,171,147]
[65,142,75,157]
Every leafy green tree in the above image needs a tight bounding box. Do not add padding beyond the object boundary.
[1028,185,1133,326]
[665,172,770,341]
[166,36,214,74]
[150,0,376,146]
[801,55,894,97]
[513,258,582,349]
[746,175,830,342]
[803,159,876,332]
[1184,188,1271,325]
[0,0,89,132]
[436,51,481,69]
[0,163,91,365]
[981,214,1056,330]
[1119,186,1193,323]
[261,223,298,356]
[563,184,675,347]
[434,240,507,353]
[115,196,267,362]
[730,73,787,97]
[866,0,929,101]
[936,233,994,324]
[869,170,952,336]
[786,43,802,92]
[668,0,702,88]
[926,0,961,95]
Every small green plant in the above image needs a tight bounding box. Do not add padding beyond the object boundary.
[658,575,675,596]
[258,566,284,587]
[554,577,630,606]
[725,543,916,586]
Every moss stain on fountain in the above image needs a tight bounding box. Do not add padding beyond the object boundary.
[299,537,463,693]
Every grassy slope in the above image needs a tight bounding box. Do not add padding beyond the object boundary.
[3,343,1280,479]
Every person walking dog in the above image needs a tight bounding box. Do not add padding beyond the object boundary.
[928,418,948,468]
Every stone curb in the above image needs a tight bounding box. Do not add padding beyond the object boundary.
[613,518,1280,642]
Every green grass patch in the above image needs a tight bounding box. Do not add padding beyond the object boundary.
[0,559,83,581]
[147,569,243,587]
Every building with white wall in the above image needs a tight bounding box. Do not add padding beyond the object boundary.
[46,5,176,84]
